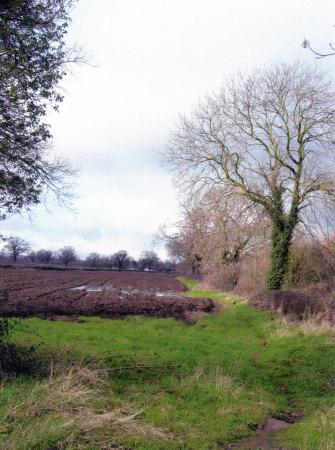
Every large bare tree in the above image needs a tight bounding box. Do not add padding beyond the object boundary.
[166,62,335,289]
[110,250,130,270]
[4,236,30,263]
[58,246,76,266]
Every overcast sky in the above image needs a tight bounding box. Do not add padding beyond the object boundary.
[2,0,335,258]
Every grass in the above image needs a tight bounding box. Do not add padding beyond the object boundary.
[0,278,334,449]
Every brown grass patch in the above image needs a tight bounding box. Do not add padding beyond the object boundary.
[1,362,174,449]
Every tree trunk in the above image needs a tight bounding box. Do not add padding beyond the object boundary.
[267,220,293,290]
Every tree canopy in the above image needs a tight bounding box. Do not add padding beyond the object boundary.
[0,0,81,219]
[4,235,30,262]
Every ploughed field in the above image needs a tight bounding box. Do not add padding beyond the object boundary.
[0,269,215,322]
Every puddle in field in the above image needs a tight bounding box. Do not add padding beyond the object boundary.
[71,284,113,292]
[70,285,178,297]
[72,285,88,291]
[130,289,180,297]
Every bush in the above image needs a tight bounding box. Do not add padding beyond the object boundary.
[0,291,12,336]
[250,289,334,323]
[0,291,41,378]
[0,342,42,378]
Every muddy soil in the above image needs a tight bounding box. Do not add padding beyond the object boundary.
[0,288,216,323]
[225,412,303,450]
[0,269,214,322]
[0,268,187,292]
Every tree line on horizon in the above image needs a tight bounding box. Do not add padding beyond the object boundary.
[0,236,176,272]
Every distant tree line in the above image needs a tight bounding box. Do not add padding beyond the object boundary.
[85,250,175,272]
[0,236,176,272]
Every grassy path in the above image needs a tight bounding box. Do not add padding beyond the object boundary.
[0,278,334,449]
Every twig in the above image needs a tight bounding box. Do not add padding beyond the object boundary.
[106,364,180,372]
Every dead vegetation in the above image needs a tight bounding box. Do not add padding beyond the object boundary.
[201,237,335,328]
[1,359,174,449]
[249,289,334,323]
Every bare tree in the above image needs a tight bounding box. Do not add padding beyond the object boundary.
[166,62,335,290]
[86,252,101,268]
[128,257,138,270]
[110,250,130,270]
[36,249,53,264]
[139,251,160,271]
[58,246,76,266]
[162,187,266,281]
[302,37,335,58]
[4,236,30,263]
[28,251,37,263]
[162,198,209,274]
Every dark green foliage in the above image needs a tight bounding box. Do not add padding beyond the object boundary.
[0,291,41,378]
[0,342,41,378]
[0,318,11,339]
[267,222,293,290]
[0,0,78,218]
[266,184,298,290]
[0,290,12,339]
[0,316,41,377]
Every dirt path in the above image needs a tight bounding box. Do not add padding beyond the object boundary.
[224,413,304,450]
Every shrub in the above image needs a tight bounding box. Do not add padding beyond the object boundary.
[0,342,42,378]
[0,291,41,379]
[250,289,334,323]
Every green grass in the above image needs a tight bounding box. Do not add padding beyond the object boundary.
[0,279,334,449]
[178,276,243,304]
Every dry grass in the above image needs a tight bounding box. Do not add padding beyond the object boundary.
[187,364,233,386]
[318,408,335,450]
[83,409,173,440]
[1,361,174,449]
[5,366,102,420]
[274,315,335,338]
[298,313,335,336]
[182,364,239,393]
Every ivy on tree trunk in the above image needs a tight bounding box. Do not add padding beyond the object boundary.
[267,221,293,290]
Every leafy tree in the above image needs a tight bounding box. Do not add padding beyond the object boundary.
[0,0,83,219]
[4,236,30,263]
[166,62,335,290]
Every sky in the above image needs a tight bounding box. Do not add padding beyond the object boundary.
[1,0,335,259]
